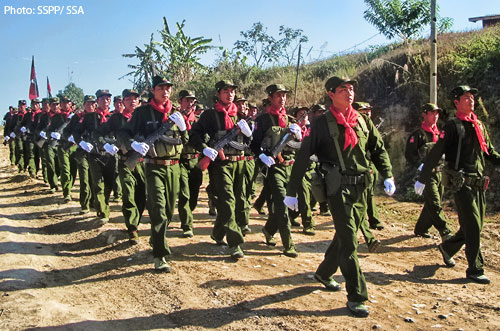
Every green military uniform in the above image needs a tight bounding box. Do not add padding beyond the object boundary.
[34,108,57,189]
[406,111,451,239]
[420,95,500,280]
[237,112,252,232]
[3,110,16,165]
[287,104,392,304]
[19,108,38,176]
[250,106,298,255]
[12,110,25,172]
[32,107,48,181]
[97,106,146,238]
[118,102,188,259]
[189,108,247,251]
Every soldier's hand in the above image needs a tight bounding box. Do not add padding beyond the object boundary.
[104,143,119,155]
[40,131,47,139]
[203,147,218,161]
[50,132,61,140]
[20,126,27,133]
[9,132,15,138]
[289,123,302,141]
[284,196,299,212]
[384,177,396,196]
[68,135,76,144]
[237,119,252,137]
[131,141,149,156]
[414,181,425,195]
[259,153,275,168]
[418,163,424,171]
[169,111,187,131]
[4,136,10,142]
[79,141,94,153]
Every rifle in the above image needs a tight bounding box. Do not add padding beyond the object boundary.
[269,110,307,164]
[197,114,256,171]
[124,120,177,171]
[48,121,69,148]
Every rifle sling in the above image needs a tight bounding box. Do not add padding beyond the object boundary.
[325,111,346,172]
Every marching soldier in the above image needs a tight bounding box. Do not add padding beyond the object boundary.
[20,99,41,177]
[250,84,301,258]
[416,85,500,284]
[3,106,17,166]
[177,90,203,238]
[111,96,124,202]
[13,100,27,173]
[33,98,50,182]
[406,103,452,240]
[118,76,187,271]
[36,97,60,192]
[189,80,253,259]
[285,77,395,317]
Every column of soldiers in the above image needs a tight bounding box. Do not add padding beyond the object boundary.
[3,75,496,318]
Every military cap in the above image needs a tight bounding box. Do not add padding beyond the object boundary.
[113,95,123,102]
[95,89,112,99]
[311,104,326,113]
[215,80,238,92]
[31,98,41,104]
[234,94,247,102]
[196,103,206,110]
[325,76,357,92]
[352,102,372,111]
[122,89,140,98]
[49,97,60,104]
[293,106,309,118]
[60,96,72,103]
[84,95,96,102]
[41,98,50,103]
[152,75,173,88]
[450,85,478,100]
[266,84,290,96]
[248,102,258,109]
[178,90,196,100]
[421,103,441,113]
[18,100,27,105]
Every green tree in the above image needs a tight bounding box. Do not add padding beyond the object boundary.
[363,0,453,44]
[277,26,309,66]
[57,82,84,109]
[121,33,166,93]
[155,18,213,84]
[233,22,280,68]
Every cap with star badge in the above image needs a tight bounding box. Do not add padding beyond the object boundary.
[325,76,357,92]
[84,95,96,103]
[265,84,290,96]
[122,89,140,98]
[152,75,173,88]
[450,85,478,100]
[95,89,112,99]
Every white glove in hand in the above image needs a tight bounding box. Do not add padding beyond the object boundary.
[68,135,75,144]
[50,132,61,140]
[289,123,302,141]
[79,141,93,153]
[203,147,218,161]
[414,181,425,195]
[131,141,149,156]
[20,127,27,133]
[4,136,10,142]
[418,163,424,171]
[284,196,299,212]
[237,119,252,137]
[384,177,396,196]
[40,131,47,139]
[104,143,119,155]
[259,153,275,168]
[169,111,187,131]
[9,132,16,138]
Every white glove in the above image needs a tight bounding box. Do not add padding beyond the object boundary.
[203,147,218,161]
[40,131,47,139]
[169,111,186,131]
[79,140,94,153]
[9,132,16,138]
[104,143,119,155]
[237,119,252,137]
[259,153,275,168]
[20,126,27,133]
[50,132,61,140]
[289,123,302,141]
[68,135,75,144]
[384,177,396,196]
[4,136,10,142]
[284,196,299,212]
[418,163,424,171]
[414,181,425,195]
[131,141,149,156]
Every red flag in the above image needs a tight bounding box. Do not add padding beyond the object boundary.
[29,56,39,100]
[47,76,52,98]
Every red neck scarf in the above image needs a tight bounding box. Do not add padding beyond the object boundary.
[267,105,287,128]
[214,101,237,130]
[456,111,489,155]
[95,107,110,124]
[122,110,133,121]
[59,109,71,119]
[329,105,359,150]
[149,98,173,123]
[301,125,310,140]
[31,109,42,121]
[181,109,197,131]
[421,121,440,143]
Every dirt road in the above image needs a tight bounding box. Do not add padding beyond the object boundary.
[0,145,499,330]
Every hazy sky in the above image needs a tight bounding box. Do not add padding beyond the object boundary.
[1,0,498,117]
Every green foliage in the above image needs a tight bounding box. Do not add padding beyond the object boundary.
[57,82,84,109]
[277,26,309,66]
[363,0,453,43]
